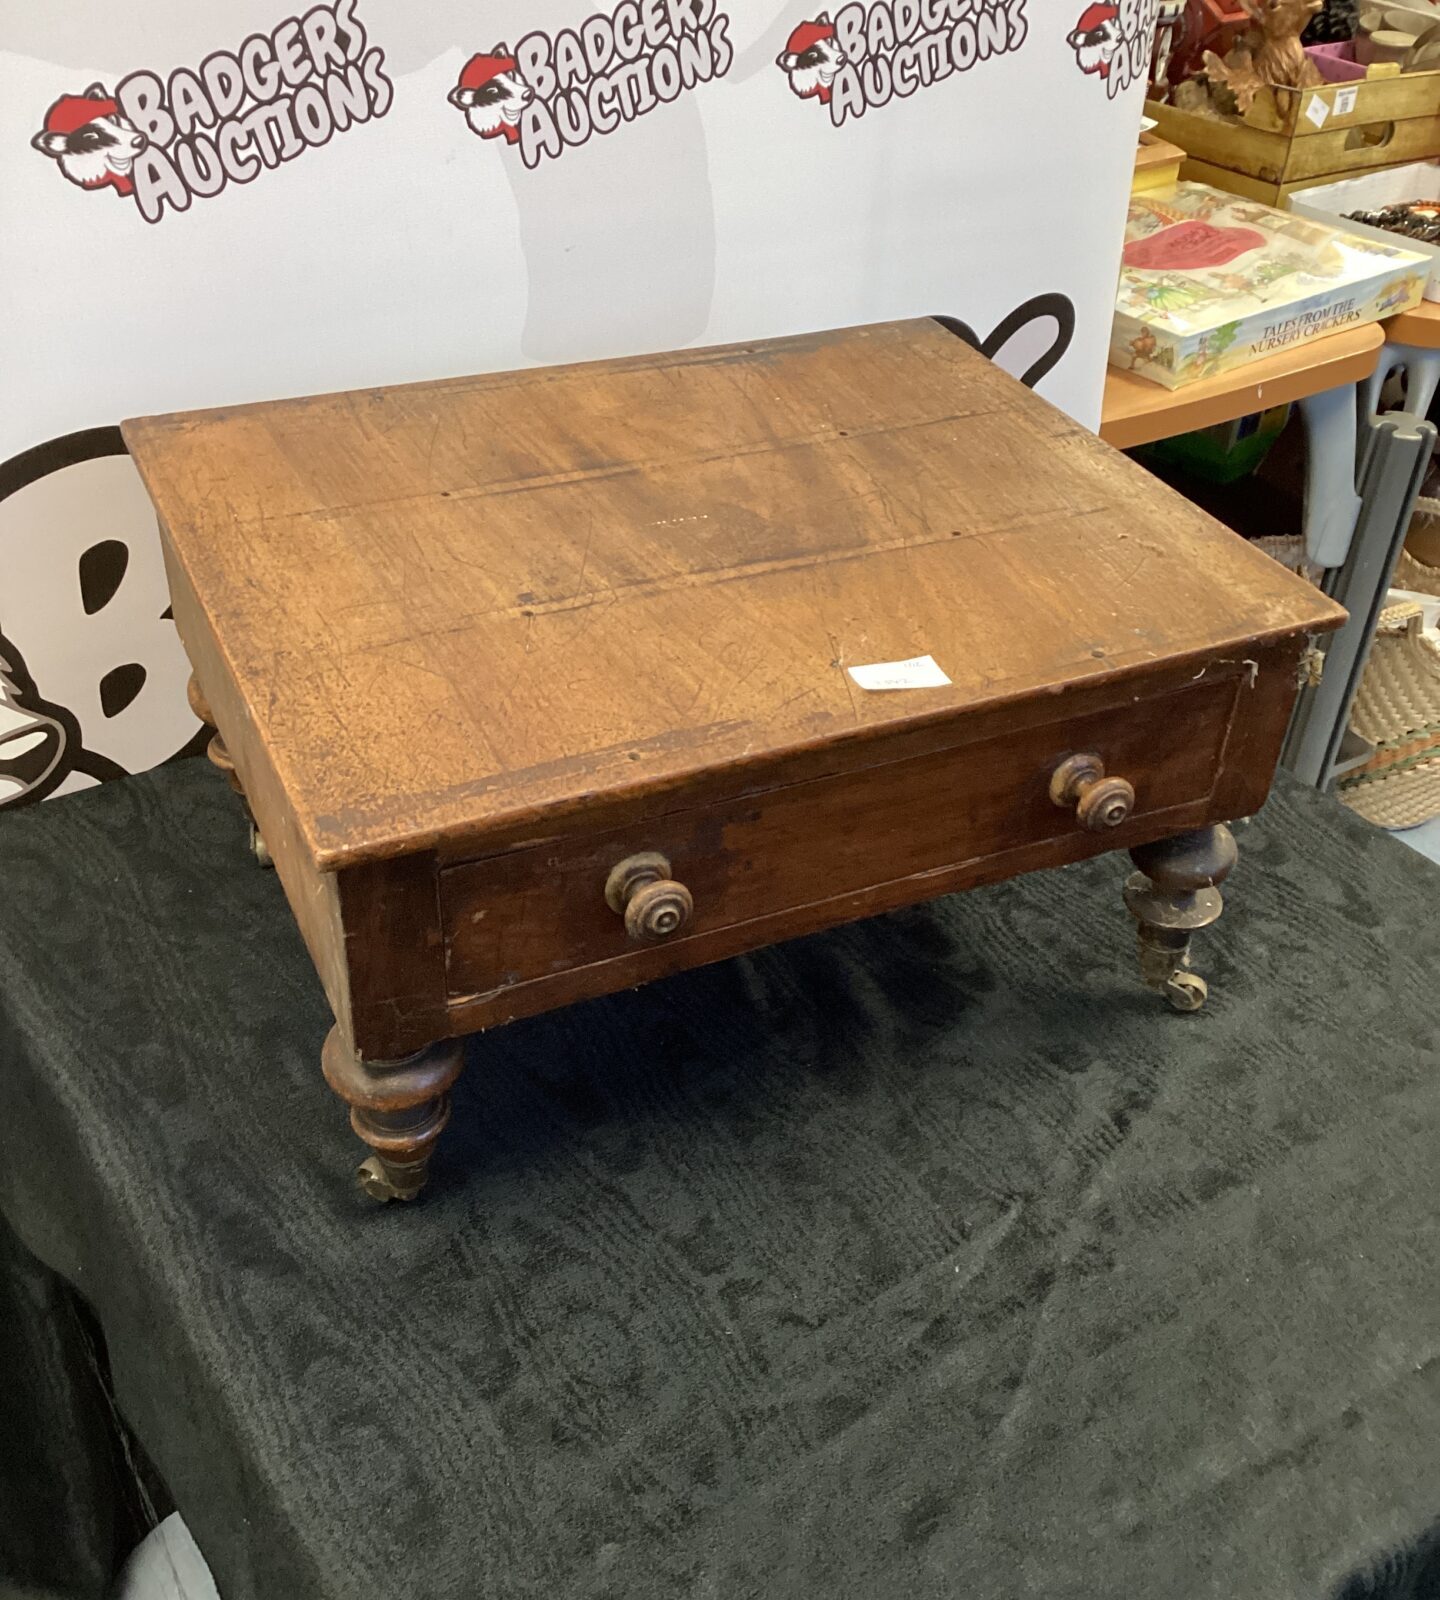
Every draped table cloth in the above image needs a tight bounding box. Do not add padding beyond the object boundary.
[2,760,1438,1600]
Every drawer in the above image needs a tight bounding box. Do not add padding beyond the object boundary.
[441,675,1241,1007]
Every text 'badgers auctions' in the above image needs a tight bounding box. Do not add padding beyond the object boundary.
[451,2,733,169]
[777,1,1027,125]
[110,0,390,223]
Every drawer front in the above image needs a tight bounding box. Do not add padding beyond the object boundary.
[441,675,1241,1008]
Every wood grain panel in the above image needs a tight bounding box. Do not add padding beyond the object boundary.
[160,534,353,1033]
[436,797,1218,1035]
[125,319,1344,871]
[333,854,449,1062]
[442,674,1241,1005]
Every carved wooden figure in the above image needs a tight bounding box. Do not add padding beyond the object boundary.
[124,321,1343,1201]
[1204,0,1323,112]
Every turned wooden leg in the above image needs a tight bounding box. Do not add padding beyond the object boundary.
[1123,824,1238,1013]
[188,673,271,866]
[321,1028,465,1202]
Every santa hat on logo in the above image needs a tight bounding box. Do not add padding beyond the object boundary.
[42,87,119,135]
[784,17,837,54]
[457,47,518,91]
[1071,2,1120,31]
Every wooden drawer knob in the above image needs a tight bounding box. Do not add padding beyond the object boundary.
[605,852,694,944]
[1050,753,1136,832]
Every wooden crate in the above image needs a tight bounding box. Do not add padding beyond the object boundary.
[1147,73,1440,205]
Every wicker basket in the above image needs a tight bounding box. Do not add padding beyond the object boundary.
[1337,600,1440,828]
[1397,492,1440,595]
[1396,545,1440,597]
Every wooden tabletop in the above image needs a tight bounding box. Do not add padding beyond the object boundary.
[1383,297,1440,349]
[125,320,1340,867]
[1101,323,1384,450]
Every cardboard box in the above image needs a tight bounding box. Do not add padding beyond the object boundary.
[1289,160,1440,301]
[1113,183,1427,389]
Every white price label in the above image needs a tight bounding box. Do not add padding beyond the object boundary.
[846,654,953,691]
[1305,93,1330,128]
[1334,85,1359,115]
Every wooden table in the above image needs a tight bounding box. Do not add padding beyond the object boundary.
[123,320,1342,1201]
[1102,323,1385,568]
[1367,298,1440,420]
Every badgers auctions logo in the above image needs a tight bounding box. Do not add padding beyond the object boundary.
[1067,0,1157,97]
[31,0,391,223]
[450,1,733,169]
[777,1,1026,124]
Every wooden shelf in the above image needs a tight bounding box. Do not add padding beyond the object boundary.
[1101,324,1384,449]
[1383,298,1440,350]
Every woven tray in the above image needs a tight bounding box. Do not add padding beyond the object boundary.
[1338,600,1440,828]
[1399,489,1440,592]
[1396,544,1440,596]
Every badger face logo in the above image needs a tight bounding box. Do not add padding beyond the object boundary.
[1068,5,1123,78]
[32,83,147,197]
[0,650,68,805]
[777,14,847,104]
[449,48,534,144]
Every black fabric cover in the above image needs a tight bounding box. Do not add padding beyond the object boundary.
[1,760,1438,1600]
[0,1211,159,1600]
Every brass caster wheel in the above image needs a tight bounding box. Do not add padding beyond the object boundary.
[250,824,273,868]
[355,1155,421,1203]
[1163,971,1208,1013]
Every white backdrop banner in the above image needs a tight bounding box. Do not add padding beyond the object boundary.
[0,0,1152,805]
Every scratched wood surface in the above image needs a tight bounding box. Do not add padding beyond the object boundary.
[124,319,1343,870]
